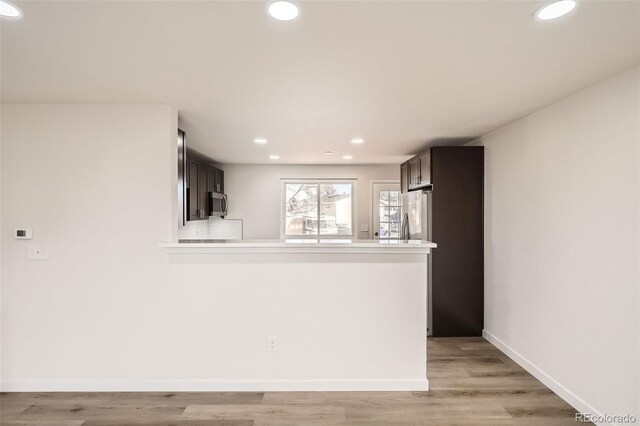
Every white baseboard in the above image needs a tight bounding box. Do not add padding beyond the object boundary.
[0,378,429,392]
[483,330,611,426]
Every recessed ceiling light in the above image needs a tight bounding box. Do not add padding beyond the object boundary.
[254,137,268,145]
[267,1,300,22]
[534,0,577,21]
[351,138,364,145]
[323,151,334,155]
[0,0,21,18]
[269,154,280,160]
[343,155,353,160]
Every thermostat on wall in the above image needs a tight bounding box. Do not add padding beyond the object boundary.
[15,228,33,239]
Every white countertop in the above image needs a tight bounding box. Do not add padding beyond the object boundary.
[160,239,436,254]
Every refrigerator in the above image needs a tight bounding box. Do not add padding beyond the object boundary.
[401,146,484,337]
[402,189,434,335]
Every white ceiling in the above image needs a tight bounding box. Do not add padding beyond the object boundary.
[2,0,638,164]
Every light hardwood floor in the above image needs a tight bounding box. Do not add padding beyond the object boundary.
[0,337,590,425]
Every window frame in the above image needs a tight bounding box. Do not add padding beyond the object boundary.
[280,178,357,239]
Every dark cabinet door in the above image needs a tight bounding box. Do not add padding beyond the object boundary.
[187,159,200,221]
[214,168,224,193]
[197,162,208,219]
[400,162,408,193]
[418,151,431,186]
[207,167,216,215]
[431,146,484,336]
[186,150,222,221]
[408,157,420,189]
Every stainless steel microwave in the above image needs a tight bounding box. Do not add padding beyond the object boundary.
[210,192,228,217]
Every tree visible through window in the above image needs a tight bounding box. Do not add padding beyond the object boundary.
[285,182,353,237]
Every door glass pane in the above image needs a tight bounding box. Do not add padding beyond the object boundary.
[389,207,400,222]
[285,184,318,235]
[389,191,399,206]
[380,191,389,204]
[390,222,400,238]
[380,222,390,238]
[380,207,389,222]
[319,183,352,235]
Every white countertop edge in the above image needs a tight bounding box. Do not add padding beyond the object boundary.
[161,247,432,255]
[159,240,436,254]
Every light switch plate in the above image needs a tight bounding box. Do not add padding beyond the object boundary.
[360,224,369,232]
[28,245,49,260]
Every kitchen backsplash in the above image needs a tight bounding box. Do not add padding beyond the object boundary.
[178,218,243,240]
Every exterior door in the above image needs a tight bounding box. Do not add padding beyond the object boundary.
[372,183,402,240]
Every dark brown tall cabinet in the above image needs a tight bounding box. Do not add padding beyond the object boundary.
[400,146,484,336]
[431,147,483,336]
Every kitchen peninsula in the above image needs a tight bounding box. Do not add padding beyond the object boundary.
[161,238,435,391]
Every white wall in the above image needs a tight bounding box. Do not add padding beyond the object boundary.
[0,105,173,389]
[0,105,425,391]
[472,66,639,421]
[220,164,399,239]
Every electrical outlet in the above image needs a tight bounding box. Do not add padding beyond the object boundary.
[360,224,369,232]
[28,245,49,260]
[267,336,277,352]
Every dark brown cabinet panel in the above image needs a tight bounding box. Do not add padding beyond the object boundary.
[408,157,420,190]
[402,149,432,192]
[214,168,224,194]
[206,166,225,214]
[207,167,216,215]
[430,146,484,336]
[400,162,408,193]
[187,158,201,221]
[186,149,224,221]
[418,151,431,186]
[198,162,208,219]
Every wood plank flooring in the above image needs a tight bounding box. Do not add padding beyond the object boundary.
[0,337,590,425]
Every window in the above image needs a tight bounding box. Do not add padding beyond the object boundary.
[283,181,354,237]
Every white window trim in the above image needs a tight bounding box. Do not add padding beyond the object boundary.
[280,178,357,239]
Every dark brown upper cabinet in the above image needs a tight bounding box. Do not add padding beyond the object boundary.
[187,157,202,221]
[198,161,208,218]
[418,151,431,187]
[207,167,216,196]
[186,149,224,221]
[206,166,224,196]
[213,168,224,194]
[408,157,420,189]
[400,162,408,193]
[401,149,433,193]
